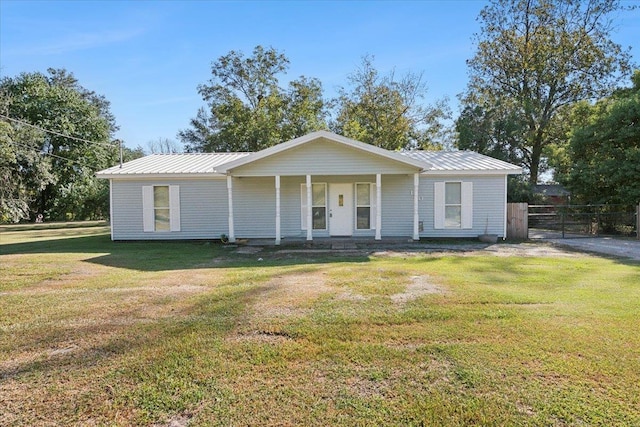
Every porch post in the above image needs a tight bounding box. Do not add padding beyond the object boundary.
[375,174,382,240]
[413,173,420,240]
[306,175,313,241]
[227,175,236,243]
[275,175,281,245]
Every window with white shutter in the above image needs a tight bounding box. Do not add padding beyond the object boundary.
[142,185,180,232]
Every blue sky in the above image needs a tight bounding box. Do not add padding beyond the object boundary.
[1,0,639,149]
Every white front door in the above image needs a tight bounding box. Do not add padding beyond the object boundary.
[329,183,353,236]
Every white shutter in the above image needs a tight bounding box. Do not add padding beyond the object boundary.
[142,186,154,232]
[300,184,307,230]
[370,183,377,230]
[434,182,445,229]
[461,182,473,229]
[169,185,181,232]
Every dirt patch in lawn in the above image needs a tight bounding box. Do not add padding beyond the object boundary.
[230,269,335,341]
[390,275,446,303]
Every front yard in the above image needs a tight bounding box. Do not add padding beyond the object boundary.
[1,227,639,426]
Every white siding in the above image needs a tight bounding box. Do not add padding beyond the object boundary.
[420,175,507,238]
[111,179,227,240]
[231,138,420,176]
[110,174,509,241]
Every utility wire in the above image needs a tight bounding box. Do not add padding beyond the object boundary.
[0,113,118,148]
[7,139,97,170]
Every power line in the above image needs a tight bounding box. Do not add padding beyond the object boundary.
[6,139,97,170]
[0,113,117,148]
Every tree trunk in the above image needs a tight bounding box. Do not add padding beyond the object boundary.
[529,140,543,185]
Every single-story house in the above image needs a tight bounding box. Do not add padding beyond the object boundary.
[96,131,522,243]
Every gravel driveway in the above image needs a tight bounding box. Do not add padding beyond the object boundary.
[545,237,640,261]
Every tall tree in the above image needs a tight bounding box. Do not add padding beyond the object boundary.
[0,69,119,221]
[462,0,633,184]
[147,137,181,154]
[564,71,640,205]
[179,46,327,152]
[333,56,450,150]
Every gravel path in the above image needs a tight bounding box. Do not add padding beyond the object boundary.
[546,237,640,261]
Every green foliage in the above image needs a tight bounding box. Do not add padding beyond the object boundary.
[179,46,327,152]
[565,71,640,204]
[456,104,527,166]
[0,69,119,222]
[461,0,633,184]
[333,55,450,150]
[0,119,55,222]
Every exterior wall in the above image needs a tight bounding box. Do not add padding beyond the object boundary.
[231,138,420,176]
[239,175,382,239]
[418,175,507,238]
[110,178,228,240]
[109,174,508,241]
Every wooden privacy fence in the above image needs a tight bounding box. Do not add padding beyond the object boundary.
[507,203,528,239]
[506,203,640,240]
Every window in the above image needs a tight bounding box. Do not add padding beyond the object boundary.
[444,182,461,228]
[143,185,180,232]
[301,183,327,230]
[356,183,371,229]
[312,183,326,230]
[154,186,170,231]
[434,181,472,230]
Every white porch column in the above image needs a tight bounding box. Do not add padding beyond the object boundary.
[275,175,281,245]
[413,173,420,240]
[306,175,313,241]
[375,174,382,240]
[227,175,236,243]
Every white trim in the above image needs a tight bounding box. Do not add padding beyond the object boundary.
[355,182,374,230]
[421,170,521,176]
[413,173,419,240]
[227,176,235,243]
[169,185,181,232]
[461,182,473,229]
[109,179,114,240]
[503,175,508,239]
[306,175,312,241]
[275,175,281,245]
[142,186,154,232]
[375,174,381,240]
[96,172,228,179]
[216,130,427,173]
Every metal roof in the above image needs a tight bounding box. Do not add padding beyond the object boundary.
[402,150,522,174]
[96,153,250,177]
[96,144,521,178]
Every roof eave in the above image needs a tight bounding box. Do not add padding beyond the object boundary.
[95,172,227,179]
[422,169,523,176]
[217,130,428,173]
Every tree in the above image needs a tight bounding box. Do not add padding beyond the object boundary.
[0,119,55,222]
[179,46,327,152]
[0,69,119,221]
[333,56,450,150]
[455,104,527,166]
[564,71,640,205]
[147,137,181,154]
[462,0,633,184]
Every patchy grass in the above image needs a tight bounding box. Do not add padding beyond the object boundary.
[1,227,639,426]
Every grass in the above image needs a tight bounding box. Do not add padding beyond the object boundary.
[1,227,639,426]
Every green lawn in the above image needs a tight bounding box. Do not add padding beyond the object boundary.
[1,227,639,426]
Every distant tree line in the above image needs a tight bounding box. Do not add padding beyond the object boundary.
[1,0,637,223]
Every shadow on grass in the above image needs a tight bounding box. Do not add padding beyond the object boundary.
[1,231,372,272]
